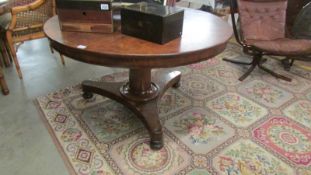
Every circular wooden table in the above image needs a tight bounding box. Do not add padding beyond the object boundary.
[44,8,232,150]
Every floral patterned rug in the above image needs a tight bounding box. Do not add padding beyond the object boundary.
[36,43,311,175]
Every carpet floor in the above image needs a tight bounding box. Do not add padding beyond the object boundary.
[36,43,311,175]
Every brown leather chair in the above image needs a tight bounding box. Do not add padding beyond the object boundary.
[0,67,9,95]
[224,0,311,81]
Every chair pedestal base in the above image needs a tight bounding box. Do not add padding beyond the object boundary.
[281,58,295,71]
[223,55,291,82]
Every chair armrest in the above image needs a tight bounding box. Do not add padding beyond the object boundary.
[10,0,45,14]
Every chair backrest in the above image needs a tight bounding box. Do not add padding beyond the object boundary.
[9,0,55,18]
[36,0,55,18]
[237,0,287,41]
[7,0,55,31]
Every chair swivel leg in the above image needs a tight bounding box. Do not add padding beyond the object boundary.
[238,54,261,81]
[223,57,253,65]
[281,57,294,71]
[223,54,268,66]
[258,63,291,82]
[258,56,292,82]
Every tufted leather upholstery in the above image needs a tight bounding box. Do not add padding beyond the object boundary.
[247,38,311,55]
[238,0,311,55]
[238,0,287,41]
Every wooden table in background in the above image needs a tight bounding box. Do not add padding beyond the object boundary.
[44,8,232,150]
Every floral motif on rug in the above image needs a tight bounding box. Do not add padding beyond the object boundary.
[109,134,191,174]
[238,80,293,108]
[158,89,192,117]
[179,73,225,100]
[212,139,295,175]
[165,107,235,154]
[202,63,243,86]
[36,43,311,175]
[206,93,268,127]
[80,100,142,142]
[253,117,311,165]
[283,100,311,129]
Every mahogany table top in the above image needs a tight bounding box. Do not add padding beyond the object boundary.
[44,8,232,68]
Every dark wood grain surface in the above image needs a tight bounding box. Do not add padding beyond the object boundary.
[44,8,232,68]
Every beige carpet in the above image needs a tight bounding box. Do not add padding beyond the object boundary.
[36,43,311,175]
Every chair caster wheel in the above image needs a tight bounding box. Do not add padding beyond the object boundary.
[82,92,93,99]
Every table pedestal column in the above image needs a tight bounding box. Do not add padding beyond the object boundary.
[81,69,181,150]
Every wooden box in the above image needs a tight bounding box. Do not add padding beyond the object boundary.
[121,2,184,44]
[56,0,113,33]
